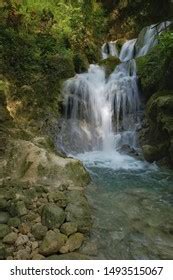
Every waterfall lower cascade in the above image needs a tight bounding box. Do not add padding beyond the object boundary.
[57,22,170,170]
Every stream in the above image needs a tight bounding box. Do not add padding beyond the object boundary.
[77,151,173,259]
[57,21,173,260]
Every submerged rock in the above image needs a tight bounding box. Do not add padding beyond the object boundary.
[65,193,91,233]
[47,252,91,260]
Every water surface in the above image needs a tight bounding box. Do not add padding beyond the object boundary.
[77,151,173,260]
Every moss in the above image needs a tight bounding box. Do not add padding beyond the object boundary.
[66,161,90,187]
[99,56,120,76]
[136,34,173,99]
[73,53,89,73]
[84,43,101,64]
[140,90,173,164]
[43,54,75,80]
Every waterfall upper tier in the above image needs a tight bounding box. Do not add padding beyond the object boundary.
[102,21,171,62]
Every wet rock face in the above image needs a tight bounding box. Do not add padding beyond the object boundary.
[139,91,173,166]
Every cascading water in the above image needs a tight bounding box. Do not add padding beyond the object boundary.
[58,21,171,166]
[102,21,171,62]
[57,22,173,260]
[60,59,141,160]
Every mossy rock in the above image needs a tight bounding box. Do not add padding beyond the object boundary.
[65,161,90,187]
[140,90,173,164]
[136,43,173,99]
[99,56,121,76]
[41,204,65,230]
[73,53,89,73]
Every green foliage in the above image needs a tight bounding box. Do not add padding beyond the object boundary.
[99,56,120,76]
[0,0,107,121]
[136,32,173,98]
[73,53,89,73]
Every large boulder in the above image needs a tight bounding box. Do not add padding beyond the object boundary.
[142,145,160,162]
[5,139,90,187]
[140,91,173,165]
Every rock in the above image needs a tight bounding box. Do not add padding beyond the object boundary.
[48,191,67,208]
[32,253,45,260]
[31,223,47,240]
[7,256,13,260]
[99,56,121,76]
[65,202,91,233]
[19,223,30,235]
[79,241,98,256]
[0,199,8,210]
[15,249,30,260]
[31,241,39,251]
[16,201,27,216]
[60,222,77,236]
[8,217,21,228]
[15,235,29,247]
[3,232,18,245]
[5,246,15,257]
[39,230,67,256]
[5,139,90,187]
[0,224,10,239]
[142,145,160,162]
[0,212,10,224]
[0,243,5,260]
[47,252,91,260]
[42,204,65,229]
[60,233,84,253]
[25,212,38,222]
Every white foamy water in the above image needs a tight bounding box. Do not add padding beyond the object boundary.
[102,21,171,62]
[75,150,157,171]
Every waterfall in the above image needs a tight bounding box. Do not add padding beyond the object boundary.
[102,21,171,62]
[119,39,137,62]
[57,21,170,162]
[102,41,119,60]
[59,59,140,154]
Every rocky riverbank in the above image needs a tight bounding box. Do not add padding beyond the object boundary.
[0,88,94,260]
